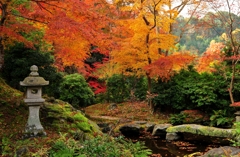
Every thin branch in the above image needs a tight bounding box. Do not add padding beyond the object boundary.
[12,13,48,24]
[37,2,53,14]
[150,0,162,30]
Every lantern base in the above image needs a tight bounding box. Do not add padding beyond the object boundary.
[24,125,47,138]
[23,105,47,138]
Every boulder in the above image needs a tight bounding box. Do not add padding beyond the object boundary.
[145,122,156,132]
[152,124,172,136]
[119,123,144,137]
[41,98,102,138]
[199,146,240,157]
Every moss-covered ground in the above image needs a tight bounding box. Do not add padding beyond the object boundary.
[0,78,102,156]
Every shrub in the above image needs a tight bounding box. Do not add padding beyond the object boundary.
[152,66,233,114]
[169,113,188,125]
[59,73,95,108]
[105,75,148,103]
[2,43,63,98]
[106,74,130,103]
[128,76,148,101]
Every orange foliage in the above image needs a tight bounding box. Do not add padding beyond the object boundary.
[1,0,118,72]
[31,0,116,71]
[144,53,195,81]
[196,42,225,73]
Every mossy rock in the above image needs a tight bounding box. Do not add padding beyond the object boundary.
[167,124,238,139]
[41,97,102,138]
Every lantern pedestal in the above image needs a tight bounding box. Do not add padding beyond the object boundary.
[25,101,46,137]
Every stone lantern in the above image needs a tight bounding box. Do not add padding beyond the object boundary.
[20,65,49,137]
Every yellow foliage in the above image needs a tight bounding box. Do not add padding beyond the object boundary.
[108,0,192,79]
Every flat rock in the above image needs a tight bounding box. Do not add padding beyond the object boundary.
[166,124,237,139]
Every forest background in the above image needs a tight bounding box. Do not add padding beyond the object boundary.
[1,0,240,127]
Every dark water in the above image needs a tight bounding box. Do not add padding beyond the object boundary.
[133,134,230,157]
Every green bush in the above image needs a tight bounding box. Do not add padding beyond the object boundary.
[105,75,148,103]
[152,66,233,114]
[129,76,148,101]
[169,113,188,125]
[59,73,95,108]
[2,43,63,98]
[106,74,130,103]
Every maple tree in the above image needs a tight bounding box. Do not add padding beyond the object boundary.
[104,0,196,111]
[0,0,117,73]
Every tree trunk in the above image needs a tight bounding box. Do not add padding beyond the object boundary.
[229,55,237,105]
[146,73,154,113]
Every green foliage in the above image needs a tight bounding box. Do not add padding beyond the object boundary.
[106,74,130,103]
[209,109,234,127]
[48,134,152,157]
[59,73,95,108]
[169,113,188,125]
[1,136,12,156]
[129,76,148,101]
[105,75,148,103]
[152,66,233,114]
[2,43,63,98]
[116,136,152,157]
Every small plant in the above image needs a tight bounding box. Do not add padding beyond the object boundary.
[169,113,188,125]
[48,133,152,157]
[209,109,234,127]
[1,136,12,156]
[116,136,152,157]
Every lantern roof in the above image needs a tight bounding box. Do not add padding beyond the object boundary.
[20,65,49,86]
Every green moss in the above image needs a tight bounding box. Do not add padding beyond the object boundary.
[167,124,237,139]
[73,113,88,122]
[76,122,92,133]
[42,97,102,135]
